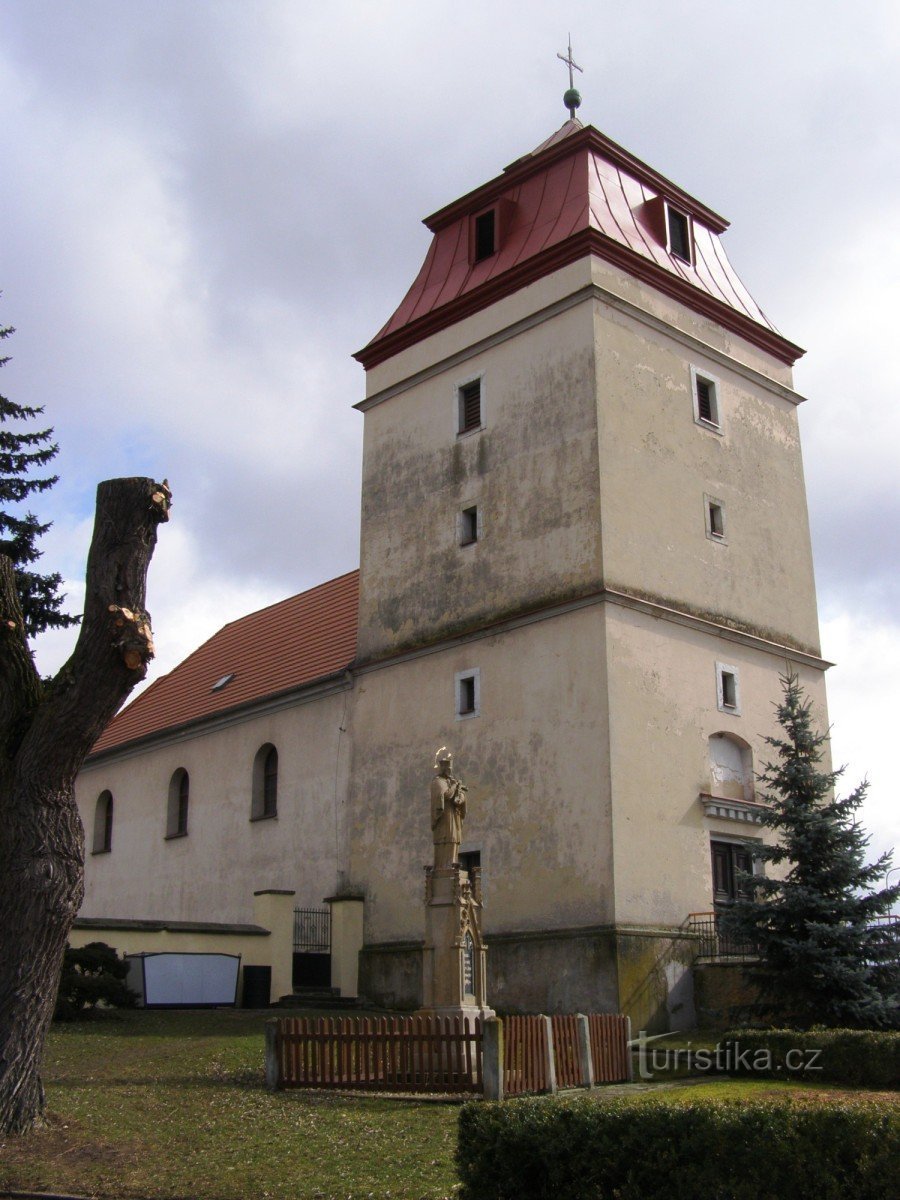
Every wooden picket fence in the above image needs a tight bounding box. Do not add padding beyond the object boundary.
[551,1014,583,1090]
[272,1014,482,1093]
[266,1011,631,1097]
[503,1014,551,1097]
[503,1014,632,1095]
[588,1013,631,1083]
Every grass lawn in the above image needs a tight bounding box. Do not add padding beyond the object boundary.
[1,1010,896,1200]
[0,1008,460,1200]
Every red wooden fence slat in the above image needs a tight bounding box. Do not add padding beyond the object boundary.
[273,1010,498,1095]
[587,1013,629,1084]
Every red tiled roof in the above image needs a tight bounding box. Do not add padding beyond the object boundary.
[355,122,803,369]
[91,570,359,757]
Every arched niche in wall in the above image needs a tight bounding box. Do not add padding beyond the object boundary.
[708,732,754,802]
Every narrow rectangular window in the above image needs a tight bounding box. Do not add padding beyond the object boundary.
[716,663,741,715]
[459,505,479,546]
[458,379,482,434]
[474,210,496,262]
[708,502,724,538]
[667,205,692,263]
[455,669,480,720]
[705,495,726,542]
[691,367,721,430]
[458,849,481,874]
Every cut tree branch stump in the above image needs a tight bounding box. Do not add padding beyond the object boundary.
[0,475,170,1136]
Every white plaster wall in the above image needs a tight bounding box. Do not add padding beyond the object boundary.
[588,257,796,389]
[603,602,830,927]
[357,297,603,661]
[346,604,613,944]
[76,691,351,925]
[593,296,821,654]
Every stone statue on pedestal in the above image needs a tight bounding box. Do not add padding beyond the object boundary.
[421,748,493,1019]
[431,747,467,868]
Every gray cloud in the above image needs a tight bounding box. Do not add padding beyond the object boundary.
[1,0,898,852]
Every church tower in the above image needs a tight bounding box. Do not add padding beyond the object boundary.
[346,107,828,1026]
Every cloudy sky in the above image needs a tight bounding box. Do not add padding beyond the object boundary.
[1,1,897,864]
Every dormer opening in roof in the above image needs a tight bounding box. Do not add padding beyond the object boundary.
[468,197,515,265]
[636,194,695,266]
[666,203,693,265]
[473,209,495,262]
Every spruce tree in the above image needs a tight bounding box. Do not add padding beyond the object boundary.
[724,674,900,1028]
[0,321,78,637]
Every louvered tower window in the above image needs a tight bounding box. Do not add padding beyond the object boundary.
[691,368,720,429]
[697,379,713,422]
[458,379,482,434]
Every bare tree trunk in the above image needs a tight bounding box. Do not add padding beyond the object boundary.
[0,476,170,1135]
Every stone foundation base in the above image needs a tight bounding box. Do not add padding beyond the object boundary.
[359,925,700,1032]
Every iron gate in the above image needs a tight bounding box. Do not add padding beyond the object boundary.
[293,907,331,988]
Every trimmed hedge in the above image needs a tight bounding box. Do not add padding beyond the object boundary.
[457,1095,900,1200]
[721,1028,900,1089]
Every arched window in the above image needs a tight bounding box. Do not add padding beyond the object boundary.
[708,733,754,801]
[251,744,278,820]
[166,768,189,838]
[93,790,113,854]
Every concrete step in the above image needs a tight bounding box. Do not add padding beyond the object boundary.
[277,988,360,1010]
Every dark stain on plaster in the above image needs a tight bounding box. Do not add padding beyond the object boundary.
[359,578,604,667]
[612,583,821,658]
[359,577,821,672]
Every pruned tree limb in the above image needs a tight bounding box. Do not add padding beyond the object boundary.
[0,475,170,1135]
[15,477,171,796]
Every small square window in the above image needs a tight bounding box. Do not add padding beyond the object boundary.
[691,367,721,430]
[716,663,741,715]
[457,378,483,435]
[473,210,496,262]
[667,205,692,263]
[458,849,481,874]
[455,669,480,720]
[705,495,726,542]
[459,505,479,546]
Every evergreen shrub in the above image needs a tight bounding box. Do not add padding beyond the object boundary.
[722,674,900,1030]
[720,1027,900,1089]
[457,1095,900,1200]
[54,941,138,1021]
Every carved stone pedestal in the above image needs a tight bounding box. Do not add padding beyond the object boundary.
[420,864,494,1020]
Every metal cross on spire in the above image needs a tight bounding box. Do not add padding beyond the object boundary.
[557,34,583,120]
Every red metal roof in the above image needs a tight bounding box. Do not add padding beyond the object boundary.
[355,122,803,369]
[91,570,359,757]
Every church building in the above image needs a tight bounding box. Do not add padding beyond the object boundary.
[73,104,829,1031]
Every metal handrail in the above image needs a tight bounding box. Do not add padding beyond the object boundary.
[687,910,756,960]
